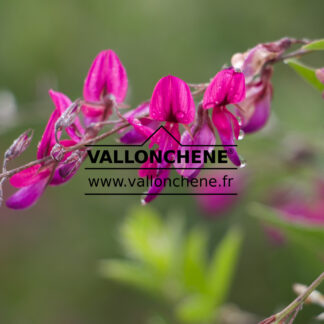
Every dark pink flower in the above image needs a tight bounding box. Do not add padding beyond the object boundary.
[141,75,195,204]
[174,108,215,179]
[120,102,159,145]
[230,39,292,133]
[231,38,291,82]
[275,181,324,225]
[203,68,245,166]
[237,67,273,133]
[193,169,245,215]
[264,180,324,245]
[82,50,128,119]
[150,75,195,124]
[6,91,84,209]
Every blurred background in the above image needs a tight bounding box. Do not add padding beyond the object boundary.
[0,0,324,323]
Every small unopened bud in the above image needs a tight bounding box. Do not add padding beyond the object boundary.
[4,129,33,161]
[50,143,65,161]
[54,100,80,142]
[59,151,83,178]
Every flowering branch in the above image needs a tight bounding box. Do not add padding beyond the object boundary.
[259,272,324,324]
[0,122,129,181]
[0,37,323,209]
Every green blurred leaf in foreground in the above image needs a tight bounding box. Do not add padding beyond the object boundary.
[99,207,243,324]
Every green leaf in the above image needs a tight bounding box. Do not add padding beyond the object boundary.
[177,228,243,323]
[176,295,215,323]
[120,207,181,275]
[302,39,324,51]
[206,227,243,307]
[285,59,324,92]
[248,202,324,252]
[182,228,208,293]
[98,259,161,294]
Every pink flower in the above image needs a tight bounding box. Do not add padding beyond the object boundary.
[82,50,128,121]
[231,39,292,133]
[141,75,195,204]
[237,67,273,133]
[6,91,84,209]
[231,38,292,82]
[174,107,216,179]
[264,180,324,245]
[193,169,245,215]
[274,181,324,225]
[119,102,159,145]
[203,68,245,166]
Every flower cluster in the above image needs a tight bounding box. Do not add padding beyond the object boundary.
[6,50,128,209]
[2,49,250,209]
[3,37,322,209]
[231,38,292,133]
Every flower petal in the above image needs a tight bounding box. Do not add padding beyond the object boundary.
[50,160,80,185]
[142,167,171,204]
[226,71,246,104]
[150,122,180,156]
[9,164,51,188]
[212,107,241,166]
[139,159,158,178]
[120,118,159,145]
[37,108,60,159]
[123,101,150,120]
[174,120,216,179]
[6,177,48,210]
[83,50,110,104]
[203,68,245,108]
[242,83,272,133]
[150,75,195,124]
[106,50,128,104]
[48,89,84,140]
[82,50,127,118]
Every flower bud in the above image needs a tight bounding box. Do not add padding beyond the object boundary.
[50,143,65,161]
[54,100,80,135]
[4,129,33,161]
[59,151,83,178]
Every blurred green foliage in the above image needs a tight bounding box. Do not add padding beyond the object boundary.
[100,207,242,324]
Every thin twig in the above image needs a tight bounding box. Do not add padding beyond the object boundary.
[0,122,130,181]
[259,272,324,324]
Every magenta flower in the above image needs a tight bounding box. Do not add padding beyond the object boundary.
[6,91,83,209]
[141,75,195,204]
[274,181,324,225]
[193,169,245,216]
[120,102,159,145]
[203,68,245,166]
[237,67,273,133]
[82,50,128,120]
[230,39,292,133]
[174,108,216,179]
[231,38,292,82]
[264,180,324,245]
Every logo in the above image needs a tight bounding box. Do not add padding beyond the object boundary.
[84,126,239,197]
